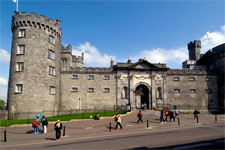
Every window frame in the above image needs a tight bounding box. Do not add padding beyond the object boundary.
[48,50,55,60]
[173,77,179,81]
[205,77,210,82]
[103,88,110,93]
[48,66,56,76]
[88,75,94,80]
[71,87,78,92]
[88,88,94,93]
[16,62,24,72]
[48,35,55,44]
[190,89,196,93]
[104,75,110,80]
[49,86,56,95]
[17,45,25,55]
[174,89,180,93]
[72,75,78,79]
[18,29,26,38]
[189,77,195,81]
[15,84,23,94]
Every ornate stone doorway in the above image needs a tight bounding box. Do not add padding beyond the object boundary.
[135,84,150,109]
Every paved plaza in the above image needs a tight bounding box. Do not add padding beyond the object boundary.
[0,110,224,150]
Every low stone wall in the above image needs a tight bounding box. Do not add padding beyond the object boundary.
[0,110,8,120]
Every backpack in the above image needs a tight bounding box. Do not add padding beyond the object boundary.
[32,120,38,127]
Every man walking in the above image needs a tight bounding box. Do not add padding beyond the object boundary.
[115,115,123,130]
[42,116,48,133]
[137,111,143,123]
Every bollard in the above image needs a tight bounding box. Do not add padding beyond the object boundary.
[109,122,111,132]
[215,114,217,122]
[147,120,149,128]
[178,117,180,125]
[197,116,199,124]
[4,130,7,142]
[63,126,65,136]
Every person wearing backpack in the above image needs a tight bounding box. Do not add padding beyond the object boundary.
[32,117,40,134]
[42,116,48,134]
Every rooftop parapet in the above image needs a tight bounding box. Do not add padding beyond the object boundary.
[12,11,61,38]
[167,69,215,75]
[188,40,201,49]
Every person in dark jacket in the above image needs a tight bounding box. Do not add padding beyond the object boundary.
[42,116,48,133]
[137,111,143,123]
[170,111,175,122]
[160,109,165,124]
[54,120,62,141]
[193,109,200,119]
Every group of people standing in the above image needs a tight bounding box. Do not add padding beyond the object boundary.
[32,116,63,141]
[160,108,179,124]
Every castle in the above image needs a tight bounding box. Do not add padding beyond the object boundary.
[7,11,225,119]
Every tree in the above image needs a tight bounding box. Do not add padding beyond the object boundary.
[0,100,6,110]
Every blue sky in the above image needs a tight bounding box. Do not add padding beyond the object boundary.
[0,0,225,101]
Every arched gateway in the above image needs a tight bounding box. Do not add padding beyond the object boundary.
[134,83,152,109]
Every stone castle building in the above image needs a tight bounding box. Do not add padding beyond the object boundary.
[7,11,225,119]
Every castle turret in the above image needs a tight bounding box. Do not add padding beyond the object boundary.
[8,11,62,119]
[188,40,201,60]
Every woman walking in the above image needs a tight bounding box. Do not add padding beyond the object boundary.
[115,115,123,130]
[54,120,62,141]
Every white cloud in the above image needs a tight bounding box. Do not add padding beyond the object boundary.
[0,77,8,86]
[72,42,115,67]
[0,48,10,62]
[201,25,225,53]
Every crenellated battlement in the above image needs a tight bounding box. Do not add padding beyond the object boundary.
[12,11,61,39]
[72,55,83,63]
[61,44,72,53]
[188,40,201,49]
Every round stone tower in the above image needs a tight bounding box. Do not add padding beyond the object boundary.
[7,11,62,119]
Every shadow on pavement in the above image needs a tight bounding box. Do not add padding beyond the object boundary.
[126,138,225,150]
[45,138,56,141]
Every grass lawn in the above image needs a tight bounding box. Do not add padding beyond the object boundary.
[0,110,127,127]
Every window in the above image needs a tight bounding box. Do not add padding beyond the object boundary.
[189,77,195,81]
[88,75,94,80]
[88,88,94,93]
[18,29,26,37]
[48,50,55,60]
[50,86,56,95]
[104,88,110,93]
[17,45,25,55]
[15,84,23,93]
[61,58,67,64]
[190,89,196,93]
[16,62,24,72]
[174,89,180,93]
[71,87,78,92]
[104,75,110,80]
[205,89,212,94]
[157,87,162,99]
[72,75,78,79]
[48,66,55,76]
[205,77,210,82]
[173,77,179,81]
[122,86,128,98]
[48,35,55,44]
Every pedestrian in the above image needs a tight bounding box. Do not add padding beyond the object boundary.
[94,113,100,120]
[42,116,48,133]
[160,109,165,124]
[137,111,143,123]
[154,106,158,116]
[174,109,179,118]
[54,120,62,141]
[193,109,200,119]
[144,103,147,110]
[32,117,40,135]
[115,115,123,130]
[170,111,175,122]
[165,109,169,122]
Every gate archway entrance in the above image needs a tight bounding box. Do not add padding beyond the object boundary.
[135,84,150,109]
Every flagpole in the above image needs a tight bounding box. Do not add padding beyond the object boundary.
[16,0,18,12]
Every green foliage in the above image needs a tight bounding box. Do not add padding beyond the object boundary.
[0,110,127,127]
[0,99,6,110]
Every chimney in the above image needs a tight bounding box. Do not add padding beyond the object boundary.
[81,49,84,60]
[127,57,131,64]
[110,57,114,68]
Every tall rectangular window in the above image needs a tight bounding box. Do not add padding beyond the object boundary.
[173,77,179,81]
[88,75,94,80]
[48,35,55,44]
[16,62,24,72]
[50,86,56,95]
[18,29,26,38]
[157,87,162,99]
[17,45,25,55]
[15,84,23,93]
[88,88,94,93]
[48,50,55,60]
[103,88,110,93]
[122,86,128,98]
[48,66,55,76]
